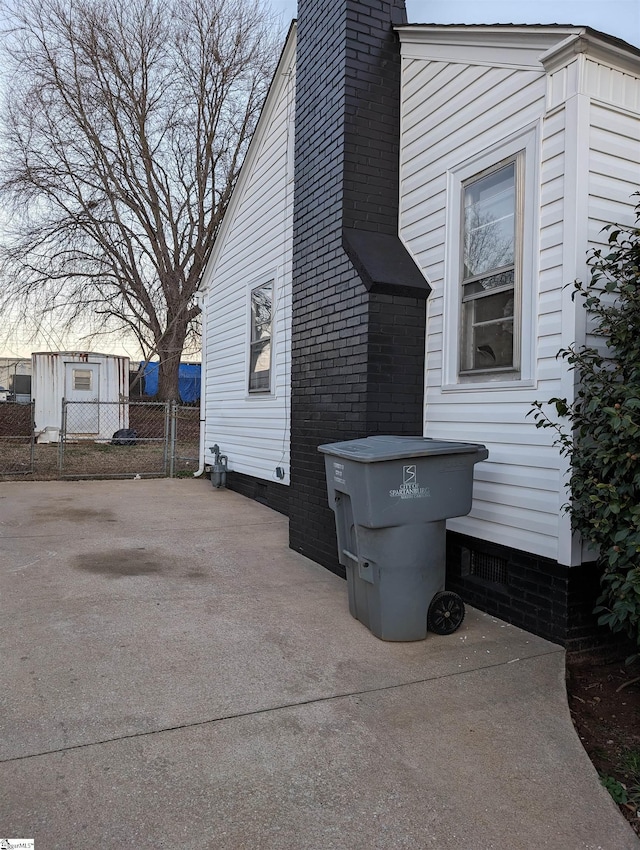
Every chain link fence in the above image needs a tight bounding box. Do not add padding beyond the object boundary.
[0,401,35,475]
[170,403,201,477]
[0,399,201,480]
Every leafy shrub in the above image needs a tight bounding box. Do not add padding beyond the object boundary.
[530,201,640,657]
[600,774,629,805]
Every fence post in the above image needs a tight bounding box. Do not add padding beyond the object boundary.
[58,398,66,474]
[169,401,177,478]
[162,401,171,476]
[29,400,36,474]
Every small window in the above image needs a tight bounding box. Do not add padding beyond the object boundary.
[460,157,521,377]
[73,369,92,391]
[249,282,273,392]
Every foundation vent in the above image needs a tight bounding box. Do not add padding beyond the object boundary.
[460,546,509,586]
[470,550,509,585]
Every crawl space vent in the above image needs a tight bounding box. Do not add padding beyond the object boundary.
[470,550,509,585]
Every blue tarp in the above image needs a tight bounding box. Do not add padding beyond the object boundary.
[141,362,201,402]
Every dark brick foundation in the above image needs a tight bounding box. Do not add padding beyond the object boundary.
[225,471,289,517]
[446,531,609,650]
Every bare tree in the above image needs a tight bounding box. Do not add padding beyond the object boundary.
[0,0,280,399]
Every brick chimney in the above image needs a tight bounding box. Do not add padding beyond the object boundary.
[290,0,430,572]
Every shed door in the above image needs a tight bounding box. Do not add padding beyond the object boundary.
[65,362,100,434]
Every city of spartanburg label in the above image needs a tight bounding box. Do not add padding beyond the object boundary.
[389,465,431,500]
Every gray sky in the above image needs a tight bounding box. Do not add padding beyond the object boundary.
[269,0,640,48]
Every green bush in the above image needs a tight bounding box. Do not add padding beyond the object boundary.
[600,774,629,805]
[530,200,640,657]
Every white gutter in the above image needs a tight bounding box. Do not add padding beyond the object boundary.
[194,289,207,477]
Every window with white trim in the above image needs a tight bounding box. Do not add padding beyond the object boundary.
[460,154,522,377]
[248,282,273,392]
[442,127,537,389]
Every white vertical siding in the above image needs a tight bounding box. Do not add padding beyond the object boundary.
[585,58,640,113]
[201,46,295,486]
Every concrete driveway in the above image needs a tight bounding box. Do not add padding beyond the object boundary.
[1,478,636,849]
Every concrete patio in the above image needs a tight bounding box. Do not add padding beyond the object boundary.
[0,478,636,849]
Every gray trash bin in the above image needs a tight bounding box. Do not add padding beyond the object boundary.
[318,435,488,641]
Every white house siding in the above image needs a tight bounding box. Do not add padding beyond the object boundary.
[588,103,640,246]
[201,37,295,486]
[578,54,640,257]
[399,31,640,565]
[583,103,640,352]
[400,55,564,561]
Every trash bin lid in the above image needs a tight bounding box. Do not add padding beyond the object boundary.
[318,435,487,462]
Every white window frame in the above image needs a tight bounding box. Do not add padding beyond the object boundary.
[442,126,539,390]
[247,278,274,394]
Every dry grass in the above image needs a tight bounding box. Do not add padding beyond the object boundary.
[0,401,200,479]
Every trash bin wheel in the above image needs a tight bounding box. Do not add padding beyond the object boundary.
[427,591,465,635]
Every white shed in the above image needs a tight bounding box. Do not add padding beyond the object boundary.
[32,351,130,443]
